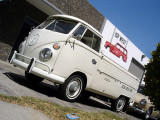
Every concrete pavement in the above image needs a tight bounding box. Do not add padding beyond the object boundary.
[0,60,142,120]
[0,100,52,120]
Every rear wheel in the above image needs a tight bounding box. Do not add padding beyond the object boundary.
[25,71,44,83]
[60,75,84,102]
[111,97,126,112]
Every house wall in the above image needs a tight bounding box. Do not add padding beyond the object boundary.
[100,19,149,81]
[0,0,47,61]
[48,0,105,31]
[101,19,149,70]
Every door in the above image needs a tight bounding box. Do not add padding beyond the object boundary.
[8,17,38,60]
[128,58,145,80]
[54,25,102,83]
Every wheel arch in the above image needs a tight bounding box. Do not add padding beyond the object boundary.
[119,95,130,111]
[68,71,87,89]
[120,95,130,103]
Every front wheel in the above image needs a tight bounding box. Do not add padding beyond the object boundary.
[60,75,84,102]
[111,97,126,112]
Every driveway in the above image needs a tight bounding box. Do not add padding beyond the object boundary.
[0,100,51,120]
[0,60,143,120]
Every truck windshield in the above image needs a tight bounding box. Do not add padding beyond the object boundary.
[37,19,53,29]
[37,19,77,34]
[38,19,77,34]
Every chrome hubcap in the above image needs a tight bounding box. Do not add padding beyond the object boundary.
[69,81,79,93]
[117,98,126,111]
[66,78,82,99]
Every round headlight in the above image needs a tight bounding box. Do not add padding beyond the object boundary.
[40,48,53,61]
[140,99,147,106]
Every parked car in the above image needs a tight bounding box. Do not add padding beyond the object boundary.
[128,85,160,120]
[104,41,127,62]
[9,14,139,112]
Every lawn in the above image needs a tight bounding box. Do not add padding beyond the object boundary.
[0,94,126,120]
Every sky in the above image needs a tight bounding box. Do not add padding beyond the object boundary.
[88,0,160,59]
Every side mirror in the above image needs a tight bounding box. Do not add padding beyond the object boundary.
[75,34,82,40]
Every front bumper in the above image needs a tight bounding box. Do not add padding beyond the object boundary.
[128,104,145,114]
[9,51,65,84]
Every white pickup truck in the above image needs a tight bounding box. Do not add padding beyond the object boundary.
[10,14,139,112]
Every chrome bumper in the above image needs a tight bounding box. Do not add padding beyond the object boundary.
[128,104,145,114]
[9,51,65,84]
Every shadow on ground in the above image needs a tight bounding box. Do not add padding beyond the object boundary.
[4,72,59,98]
[126,111,156,120]
[4,72,110,110]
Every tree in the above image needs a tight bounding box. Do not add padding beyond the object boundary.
[143,43,160,110]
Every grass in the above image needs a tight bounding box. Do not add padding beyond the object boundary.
[0,94,126,120]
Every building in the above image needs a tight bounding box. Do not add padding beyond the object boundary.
[100,19,149,84]
[0,0,104,61]
[0,0,149,83]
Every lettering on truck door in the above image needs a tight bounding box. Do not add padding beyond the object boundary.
[90,56,137,99]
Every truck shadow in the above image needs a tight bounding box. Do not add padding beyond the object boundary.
[4,72,110,110]
[4,72,59,97]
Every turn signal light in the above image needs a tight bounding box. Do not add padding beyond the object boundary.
[53,43,60,50]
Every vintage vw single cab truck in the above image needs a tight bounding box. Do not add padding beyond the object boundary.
[9,15,139,112]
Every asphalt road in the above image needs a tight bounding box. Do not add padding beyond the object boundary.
[0,60,144,120]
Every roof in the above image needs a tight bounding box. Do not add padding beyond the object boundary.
[47,14,103,37]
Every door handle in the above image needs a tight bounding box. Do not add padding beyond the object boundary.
[92,59,97,64]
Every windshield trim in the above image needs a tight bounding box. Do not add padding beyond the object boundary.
[37,19,78,35]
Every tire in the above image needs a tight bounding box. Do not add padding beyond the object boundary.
[25,71,44,83]
[111,97,126,112]
[144,108,152,120]
[60,75,84,102]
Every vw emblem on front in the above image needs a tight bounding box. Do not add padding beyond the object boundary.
[28,34,40,46]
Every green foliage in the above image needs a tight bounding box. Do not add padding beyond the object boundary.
[143,43,160,110]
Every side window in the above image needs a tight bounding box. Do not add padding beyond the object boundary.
[92,34,101,52]
[81,29,101,52]
[81,29,94,47]
[73,25,86,38]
